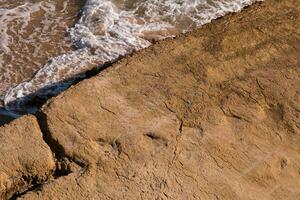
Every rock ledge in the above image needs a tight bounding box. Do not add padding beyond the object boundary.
[1,0,300,199]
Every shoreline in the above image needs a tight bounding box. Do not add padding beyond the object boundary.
[0,1,264,127]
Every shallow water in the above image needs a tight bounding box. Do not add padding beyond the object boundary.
[0,0,260,114]
[0,0,84,108]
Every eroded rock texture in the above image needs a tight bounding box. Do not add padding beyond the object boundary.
[0,116,55,199]
[1,0,300,199]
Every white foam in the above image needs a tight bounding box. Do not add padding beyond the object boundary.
[3,0,262,113]
[4,48,102,112]
[0,2,42,106]
[0,2,47,53]
[0,1,75,108]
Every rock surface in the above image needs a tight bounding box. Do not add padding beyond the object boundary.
[1,0,300,199]
[0,116,55,200]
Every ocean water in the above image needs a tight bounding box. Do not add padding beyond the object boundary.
[0,0,85,115]
[0,0,260,114]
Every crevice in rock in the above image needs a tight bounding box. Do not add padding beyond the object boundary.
[179,120,183,133]
[144,132,169,147]
[8,173,54,200]
[8,112,87,199]
[36,111,86,170]
[168,119,184,173]
[100,104,117,116]
[36,112,69,161]
[9,183,42,200]
[110,139,122,156]
[145,132,161,140]
[219,102,250,122]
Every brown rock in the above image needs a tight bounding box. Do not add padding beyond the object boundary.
[13,0,300,199]
[0,115,55,200]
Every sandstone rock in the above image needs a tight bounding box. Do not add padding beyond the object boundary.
[11,0,300,199]
[0,116,55,200]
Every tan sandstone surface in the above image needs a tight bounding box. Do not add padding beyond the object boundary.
[0,116,55,199]
[0,0,300,199]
